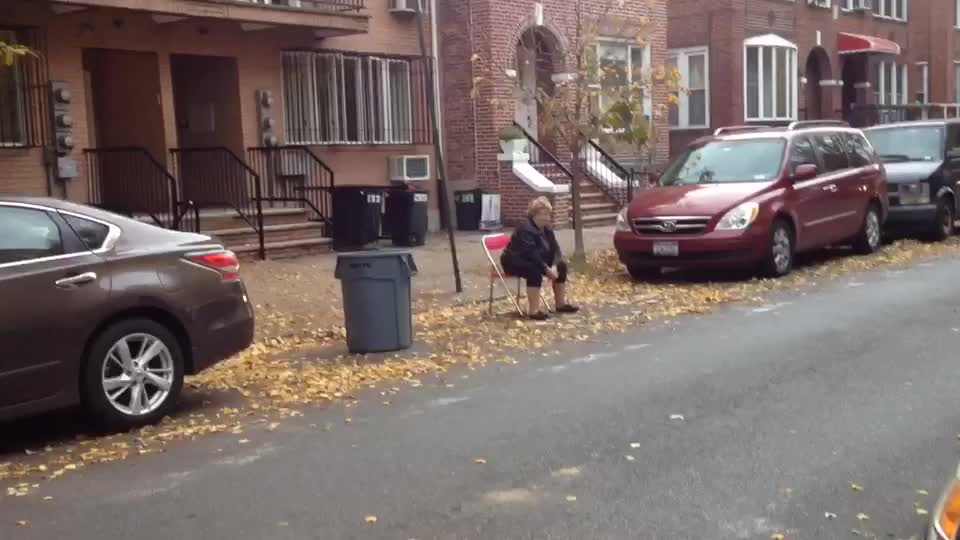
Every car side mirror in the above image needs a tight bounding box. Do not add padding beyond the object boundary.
[792,163,818,181]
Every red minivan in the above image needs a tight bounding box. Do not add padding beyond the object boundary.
[614,121,888,279]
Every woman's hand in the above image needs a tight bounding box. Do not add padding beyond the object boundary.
[545,265,559,281]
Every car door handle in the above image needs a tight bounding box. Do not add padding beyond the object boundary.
[55,272,97,289]
[822,184,838,192]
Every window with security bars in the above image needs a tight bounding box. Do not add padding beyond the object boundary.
[0,30,27,146]
[283,51,415,145]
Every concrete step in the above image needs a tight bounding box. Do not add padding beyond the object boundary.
[210,221,326,246]
[581,211,619,227]
[234,237,333,261]
[189,207,311,231]
[581,202,619,213]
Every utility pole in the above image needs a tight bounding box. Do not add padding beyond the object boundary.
[416,2,463,293]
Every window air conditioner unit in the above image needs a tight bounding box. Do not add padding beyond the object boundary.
[389,155,430,182]
[807,0,830,7]
[388,0,425,14]
[850,0,872,11]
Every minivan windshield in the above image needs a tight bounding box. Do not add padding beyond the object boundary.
[864,126,944,163]
[660,139,787,186]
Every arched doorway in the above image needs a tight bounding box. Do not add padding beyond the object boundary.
[514,26,564,145]
[804,47,832,119]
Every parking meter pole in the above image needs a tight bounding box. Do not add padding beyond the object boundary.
[416,5,463,293]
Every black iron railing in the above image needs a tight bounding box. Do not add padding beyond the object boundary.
[170,147,265,259]
[84,147,181,228]
[248,145,334,232]
[848,104,960,128]
[581,138,653,206]
[512,122,573,186]
[231,0,365,12]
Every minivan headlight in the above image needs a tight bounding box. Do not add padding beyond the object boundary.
[616,207,632,232]
[716,202,760,231]
[899,182,930,205]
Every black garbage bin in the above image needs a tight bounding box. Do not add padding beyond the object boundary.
[384,189,428,247]
[332,185,384,251]
[454,189,482,231]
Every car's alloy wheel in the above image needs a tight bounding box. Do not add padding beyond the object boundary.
[931,198,954,241]
[762,220,793,278]
[101,333,175,417]
[83,319,184,430]
[854,205,882,254]
[771,226,792,275]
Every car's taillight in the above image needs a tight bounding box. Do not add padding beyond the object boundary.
[188,250,241,281]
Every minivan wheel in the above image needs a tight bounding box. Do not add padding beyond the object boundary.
[762,220,794,278]
[83,319,184,431]
[853,204,882,254]
[930,197,954,242]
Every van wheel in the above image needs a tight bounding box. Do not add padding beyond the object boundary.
[82,319,184,431]
[627,264,661,281]
[762,220,793,278]
[930,197,954,241]
[853,204,882,254]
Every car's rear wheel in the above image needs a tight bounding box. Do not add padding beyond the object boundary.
[853,203,882,254]
[762,220,793,278]
[930,197,954,241]
[627,264,661,281]
[83,319,184,431]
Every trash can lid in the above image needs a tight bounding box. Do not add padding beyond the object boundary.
[334,250,418,279]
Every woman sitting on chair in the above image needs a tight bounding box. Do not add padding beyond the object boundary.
[501,197,580,320]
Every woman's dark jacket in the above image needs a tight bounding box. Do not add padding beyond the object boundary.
[501,218,562,274]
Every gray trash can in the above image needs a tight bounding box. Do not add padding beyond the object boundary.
[334,251,418,354]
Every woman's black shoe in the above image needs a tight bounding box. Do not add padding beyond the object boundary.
[557,304,580,314]
[528,311,550,321]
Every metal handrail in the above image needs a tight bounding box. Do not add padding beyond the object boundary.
[84,146,181,228]
[512,122,574,181]
[248,145,335,230]
[170,146,266,259]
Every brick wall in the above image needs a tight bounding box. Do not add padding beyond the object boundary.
[439,0,669,214]
[667,0,960,157]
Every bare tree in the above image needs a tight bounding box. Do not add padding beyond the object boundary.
[472,0,680,265]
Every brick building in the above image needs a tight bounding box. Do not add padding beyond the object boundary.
[437,0,669,226]
[0,0,440,258]
[667,0,960,156]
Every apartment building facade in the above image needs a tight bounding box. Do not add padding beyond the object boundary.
[0,0,439,257]
[438,0,669,226]
[667,0,960,156]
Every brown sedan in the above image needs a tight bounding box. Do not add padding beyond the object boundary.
[0,196,254,429]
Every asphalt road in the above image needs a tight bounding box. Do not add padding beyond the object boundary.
[4,257,960,540]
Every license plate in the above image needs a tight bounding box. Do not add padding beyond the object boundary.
[652,241,679,257]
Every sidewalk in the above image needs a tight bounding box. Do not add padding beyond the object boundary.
[242,226,617,341]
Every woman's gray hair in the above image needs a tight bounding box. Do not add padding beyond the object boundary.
[527,196,553,218]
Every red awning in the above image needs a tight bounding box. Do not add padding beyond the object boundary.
[837,32,901,55]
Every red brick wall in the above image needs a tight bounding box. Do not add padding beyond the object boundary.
[439,0,669,203]
[667,0,960,157]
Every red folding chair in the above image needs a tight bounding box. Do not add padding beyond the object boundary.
[482,233,552,316]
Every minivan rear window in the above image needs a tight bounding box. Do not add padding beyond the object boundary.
[864,126,944,162]
[661,139,787,185]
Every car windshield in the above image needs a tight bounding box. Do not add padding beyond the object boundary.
[660,139,786,186]
[864,126,944,163]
